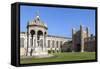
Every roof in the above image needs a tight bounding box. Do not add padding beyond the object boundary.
[47,35,71,39]
[20,32,26,34]
[20,32,71,39]
[27,15,48,29]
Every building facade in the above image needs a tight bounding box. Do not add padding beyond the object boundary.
[72,25,95,52]
[20,12,95,56]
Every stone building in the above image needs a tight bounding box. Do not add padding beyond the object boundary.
[20,13,71,56]
[20,12,95,56]
[72,25,95,52]
[84,35,95,52]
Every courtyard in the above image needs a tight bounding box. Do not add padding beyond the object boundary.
[20,52,95,64]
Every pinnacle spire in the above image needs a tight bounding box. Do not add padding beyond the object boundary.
[34,11,40,23]
[36,10,40,18]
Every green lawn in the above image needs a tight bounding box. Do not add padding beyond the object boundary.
[20,52,95,64]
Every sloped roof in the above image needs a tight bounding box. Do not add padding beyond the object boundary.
[27,15,48,29]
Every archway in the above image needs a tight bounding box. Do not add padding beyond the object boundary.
[37,30,43,47]
[76,44,81,52]
[44,31,47,35]
[30,30,35,35]
[30,30,35,56]
[30,30,35,46]
[37,30,43,40]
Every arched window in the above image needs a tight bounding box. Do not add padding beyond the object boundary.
[20,38,24,47]
[30,30,35,36]
[44,32,47,35]
[48,40,50,48]
[30,30,35,46]
[60,41,63,47]
[52,40,54,48]
[37,30,43,36]
[56,41,58,48]
[37,30,43,40]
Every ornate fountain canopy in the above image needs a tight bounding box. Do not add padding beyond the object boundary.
[27,11,48,30]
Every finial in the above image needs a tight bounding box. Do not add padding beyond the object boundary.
[86,27,88,30]
[36,10,39,17]
[80,24,84,29]
[72,28,76,34]
[80,24,82,27]
[72,28,75,30]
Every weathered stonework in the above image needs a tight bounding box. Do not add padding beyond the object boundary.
[72,25,95,52]
[20,12,95,56]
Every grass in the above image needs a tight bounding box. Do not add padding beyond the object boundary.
[20,52,96,64]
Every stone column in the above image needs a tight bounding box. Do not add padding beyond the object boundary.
[80,25,84,52]
[59,41,61,52]
[43,34,46,51]
[26,24,29,56]
[27,34,31,56]
[46,37,49,49]
[58,41,60,53]
[43,32,46,52]
[26,32,28,56]
[85,27,89,51]
[35,31,38,52]
[43,34,44,51]
[50,40,51,48]
[86,27,88,37]
[34,37,36,50]
[72,28,75,52]
[40,36,43,51]
[32,36,34,50]
[29,35,31,48]
[54,41,55,53]
[24,36,27,56]
[50,40,52,53]
[54,41,57,53]
[86,27,89,41]
[44,35,47,51]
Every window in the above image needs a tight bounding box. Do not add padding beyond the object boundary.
[60,41,63,47]
[56,41,58,48]
[20,38,24,47]
[52,40,54,48]
[48,40,50,48]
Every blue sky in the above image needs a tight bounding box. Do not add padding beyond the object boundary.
[20,5,95,38]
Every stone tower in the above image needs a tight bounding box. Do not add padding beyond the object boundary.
[72,28,75,52]
[80,25,84,52]
[86,27,89,40]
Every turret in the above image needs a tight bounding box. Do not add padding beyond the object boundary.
[72,28,75,52]
[86,27,89,38]
[80,25,84,52]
